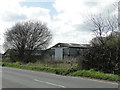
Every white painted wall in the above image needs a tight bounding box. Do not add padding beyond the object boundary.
[54,48,63,60]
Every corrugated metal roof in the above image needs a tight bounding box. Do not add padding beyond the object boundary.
[51,43,90,48]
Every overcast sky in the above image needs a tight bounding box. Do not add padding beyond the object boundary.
[0,0,118,53]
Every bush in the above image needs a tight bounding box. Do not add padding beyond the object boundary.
[83,35,120,75]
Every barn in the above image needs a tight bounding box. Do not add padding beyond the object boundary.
[43,43,90,60]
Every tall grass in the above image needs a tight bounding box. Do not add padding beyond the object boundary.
[27,60,78,69]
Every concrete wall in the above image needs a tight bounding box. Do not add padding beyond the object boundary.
[54,48,63,60]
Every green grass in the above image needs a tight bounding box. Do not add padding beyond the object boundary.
[2,62,69,75]
[0,62,2,66]
[71,69,120,82]
[1,62,120,82]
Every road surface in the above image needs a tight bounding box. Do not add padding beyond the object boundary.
[1,67,119,88]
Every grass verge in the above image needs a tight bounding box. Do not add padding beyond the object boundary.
[0,62,2,66]
[2,62,69,75]
[71,69,120,82]
[1,62,120,82]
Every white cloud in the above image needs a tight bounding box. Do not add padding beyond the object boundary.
[0,0,52,53]
[50,0,118,45]
[0,0,118,53]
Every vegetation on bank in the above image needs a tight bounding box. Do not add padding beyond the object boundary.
[1,62,120,82]
[26,60,78,69]
[0,62,2,66]
[1,62,69,75]
[71,69,120,82]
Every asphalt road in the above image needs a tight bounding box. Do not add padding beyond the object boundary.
[1,67,119,88]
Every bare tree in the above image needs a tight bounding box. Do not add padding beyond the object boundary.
[83,4,120,75]
[88,13,118,45]
[4,20,52,63]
